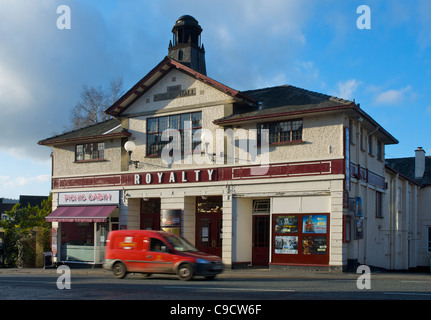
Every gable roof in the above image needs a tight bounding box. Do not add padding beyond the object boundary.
[105,56,257,117]
[213,85,398,145]
[38,118,131,146]
[386,156,431,187]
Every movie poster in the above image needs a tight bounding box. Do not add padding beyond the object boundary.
[275,216,298,233]
[274,236,298,254]
[302,236,327,255]
[355,197,363,217]
[302,215,327,234]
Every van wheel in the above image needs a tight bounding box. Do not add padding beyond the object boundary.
[177,263,194,281]
[112,262,127,279]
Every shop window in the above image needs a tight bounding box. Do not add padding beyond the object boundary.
[252,199,270,213]
[75,142,105,161]
[272,214,329,265]
[258,119,303,145]
[147,111,202,156]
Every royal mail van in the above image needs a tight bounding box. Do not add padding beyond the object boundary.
[103,230,223,280]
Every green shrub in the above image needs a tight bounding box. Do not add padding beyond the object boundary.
[0,196,51,267]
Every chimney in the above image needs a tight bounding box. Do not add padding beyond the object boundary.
[415,147,426,179]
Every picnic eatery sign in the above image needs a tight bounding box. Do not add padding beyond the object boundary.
[58,191,120,206]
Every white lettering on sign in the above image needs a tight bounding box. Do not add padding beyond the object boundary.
[59,191,119,206]
[145,173,152,184]
[194,170,201,181]
[169,172,176,183]
[207,169,214,181]
[131,169,217,185]
[134,174,141,185]
[157,172,164,183]
[64,193,112,202]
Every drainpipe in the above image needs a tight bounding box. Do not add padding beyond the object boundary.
[390,173,399,270]
[362,126,380,265]
[50,151,54,190]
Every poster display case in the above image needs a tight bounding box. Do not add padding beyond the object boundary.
[272,213,329,265]
[160,209,181,235]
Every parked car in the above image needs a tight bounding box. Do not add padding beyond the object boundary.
[103,230,223,280]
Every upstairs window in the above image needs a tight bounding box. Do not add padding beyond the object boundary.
[147,111,202,156]
[376,192,383,218]
[258,119,303,145]
[75,142,105,161]
[377,140,383,161]
[368,134,373,155]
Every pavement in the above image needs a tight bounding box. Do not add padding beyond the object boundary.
[1,265,430,281]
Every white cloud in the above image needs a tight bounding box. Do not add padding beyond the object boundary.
[374,85,414,105]
[0,175,50,189]
[0,64,33,114]
[333,79,361,100]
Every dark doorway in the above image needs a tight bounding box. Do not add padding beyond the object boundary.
[195,196,222,257]
[252,215,270,266]
[140,198,161,230]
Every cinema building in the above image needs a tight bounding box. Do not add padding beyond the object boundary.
[40,15,406,270]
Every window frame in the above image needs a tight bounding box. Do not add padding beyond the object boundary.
[368,134,373,156]
[257,118,303,146]
[377,140,383,161]
[75,142,105,162]
[146,111,202,157]
[375,191,383,219]
[252,199,270,214]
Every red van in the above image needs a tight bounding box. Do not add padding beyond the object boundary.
[103,230,223,280]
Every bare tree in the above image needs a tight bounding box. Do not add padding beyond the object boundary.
[70,77,124,130]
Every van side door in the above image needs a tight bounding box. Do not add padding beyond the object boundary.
[144,237,176,273]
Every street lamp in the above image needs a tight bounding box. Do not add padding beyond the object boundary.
[124,141,140,168]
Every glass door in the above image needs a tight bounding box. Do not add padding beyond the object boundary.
[195,196,223,257]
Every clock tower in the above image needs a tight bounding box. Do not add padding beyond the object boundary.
[168,15,207,75]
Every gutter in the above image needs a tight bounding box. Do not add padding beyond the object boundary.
[213,104,357,125]
[38,131,131,147]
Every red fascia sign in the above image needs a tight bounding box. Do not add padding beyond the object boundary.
[133,169,216,185]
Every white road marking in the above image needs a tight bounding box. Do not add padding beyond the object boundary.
[166,286,294,292]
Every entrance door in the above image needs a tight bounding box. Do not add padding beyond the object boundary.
[252,215,270,266]
[196,213,222,257]
[195,196,223,257]
[140,198,160,230]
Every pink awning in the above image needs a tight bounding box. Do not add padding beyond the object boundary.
[46,205,117,223]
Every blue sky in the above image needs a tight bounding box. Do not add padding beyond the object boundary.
[0,0,430,199]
